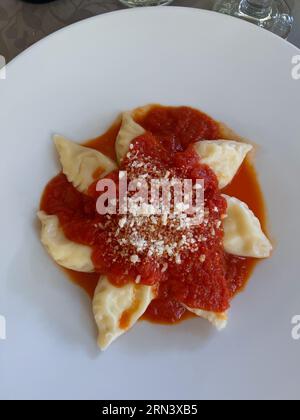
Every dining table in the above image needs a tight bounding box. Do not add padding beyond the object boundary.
[0,0,299,63]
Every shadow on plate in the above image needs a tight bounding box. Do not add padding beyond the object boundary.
[6,216,100,358]
[6,216,217,357]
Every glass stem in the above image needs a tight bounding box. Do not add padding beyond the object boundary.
[240,0,273,19]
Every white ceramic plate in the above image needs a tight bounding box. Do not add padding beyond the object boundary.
[0,7,299,400]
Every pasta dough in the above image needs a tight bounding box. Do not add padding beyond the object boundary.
[38,211,94,272]
[193,140,253,189]
[93,276,155,350]
[54,135,117,193]
[115,111,145,164]
[223,195,272,258]
[183,305,228,330]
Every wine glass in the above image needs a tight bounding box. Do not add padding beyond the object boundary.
[119,0,174,6]
[214,0,293,39]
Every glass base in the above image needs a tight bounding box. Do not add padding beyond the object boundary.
[213,0,293,39]
[119,0,173,7]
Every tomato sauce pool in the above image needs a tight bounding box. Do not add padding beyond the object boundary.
[40,106,267,325]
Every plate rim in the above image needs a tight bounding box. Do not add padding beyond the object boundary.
[4,6,300,72]
[1,4,300,400]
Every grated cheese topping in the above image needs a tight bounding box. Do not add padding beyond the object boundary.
[96,146,223,272]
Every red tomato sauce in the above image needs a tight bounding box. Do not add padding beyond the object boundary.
[40,106,266,325]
